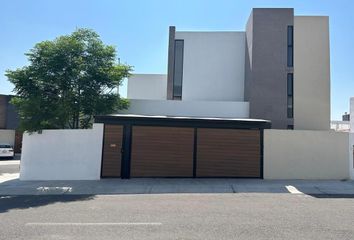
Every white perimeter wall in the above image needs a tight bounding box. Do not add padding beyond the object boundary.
[20,124,104,180]
[122,99,249,118]
[175,31,245,102]
[349,133,354,179]
[127,74,167,100]
[264,130,349,180]
[294,16,330,130]
[0,130,15,147]
[349,98,354,179]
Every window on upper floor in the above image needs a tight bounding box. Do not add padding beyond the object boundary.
[287,26,293,67]
[173,40,184,100]
[287,73,294,118]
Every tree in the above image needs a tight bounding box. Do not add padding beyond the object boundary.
[6,28,132,131]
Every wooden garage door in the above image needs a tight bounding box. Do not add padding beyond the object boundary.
[196,128,260,177]
[131,126,194,177]
[101,125,123,177]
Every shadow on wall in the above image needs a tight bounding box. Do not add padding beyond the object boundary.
[0,195,95,213]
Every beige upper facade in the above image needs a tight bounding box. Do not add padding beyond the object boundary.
[294,16,330,130]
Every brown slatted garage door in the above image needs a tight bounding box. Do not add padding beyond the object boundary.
[131,126,194,177]
[101,125,123,177]
[196,128,260,177]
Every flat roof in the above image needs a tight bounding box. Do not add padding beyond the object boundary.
[95,114,271,129]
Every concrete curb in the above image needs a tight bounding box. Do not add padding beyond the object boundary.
[0,178,353,196]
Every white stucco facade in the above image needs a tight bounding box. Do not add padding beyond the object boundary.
[350,97,354,132]
[175,31,245,102]
[264,130,349,180]
[127,74,167,100]
[20,124,104,180]
[122,99,249,118]
[294,16,331,130]
[0,130,15,146]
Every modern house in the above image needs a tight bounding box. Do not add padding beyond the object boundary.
[94,8,332,179]
[123,8,330,131]
[19,8,352,181]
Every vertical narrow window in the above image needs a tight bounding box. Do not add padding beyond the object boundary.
[173,40,184,100]
[287,26,293,67]
[287,73,294,118]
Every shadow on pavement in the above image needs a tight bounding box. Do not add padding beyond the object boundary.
[0,154,21,161]
[0,195,95,213]
[308,194,354,199]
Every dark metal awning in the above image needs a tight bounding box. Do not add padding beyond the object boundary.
[95,114,271,129]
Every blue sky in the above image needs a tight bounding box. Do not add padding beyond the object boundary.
[0,0,353,120]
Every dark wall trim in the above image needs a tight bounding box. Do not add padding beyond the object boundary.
[193,128,198,177]
[99,124,106,178]
[260,129,264,179]
[167,26,176,100]
[95,115,271,130]
[121,124,132,179]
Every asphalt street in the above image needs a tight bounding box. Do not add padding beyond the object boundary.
[1,193,354,240]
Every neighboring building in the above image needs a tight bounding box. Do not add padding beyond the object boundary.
[0,94,21,153]
[342,112,350,121]
[330,112,351,132]
[123,8,330,131]
[331,120,350,132]
[0,95,19,129]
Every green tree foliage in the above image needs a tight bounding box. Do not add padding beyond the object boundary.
[6,28,132,131]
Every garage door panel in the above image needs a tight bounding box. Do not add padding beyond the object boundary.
[196,128,261,177]
[101,125,123,177]
[131,126,194,177]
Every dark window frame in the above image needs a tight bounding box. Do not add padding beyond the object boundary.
[173,39,184,100]
[287,26,294,67]
[287,73,294,118]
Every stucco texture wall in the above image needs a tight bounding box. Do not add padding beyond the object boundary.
[294,16,330,130]
[264,130,349,180]
[0,130,15,146]
[20,124,104,180]
[127,74,167,100]
[122,99,249,118]
[175,31,245,102]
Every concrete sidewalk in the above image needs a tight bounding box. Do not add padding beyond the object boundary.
[1,177,354,196]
